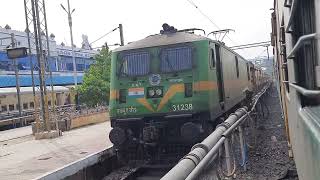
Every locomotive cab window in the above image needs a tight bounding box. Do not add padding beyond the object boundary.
[235,56,239,78]
[160,46,192,73]
[118,51,150,77]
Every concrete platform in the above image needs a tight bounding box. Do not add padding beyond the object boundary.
[0,122,112,180]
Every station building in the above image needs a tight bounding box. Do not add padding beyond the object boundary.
[0,25,98,88]
[0,25,98,113]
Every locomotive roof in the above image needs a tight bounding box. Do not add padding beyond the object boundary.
[114,32,210,52]
[113,31,249,63]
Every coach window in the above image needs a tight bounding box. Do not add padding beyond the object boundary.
[30,102,34,109]
[280,18,290,93]
[210,48,216,68]
[23,103,28,109]
[9,104,14,111]
[1,105,7,112]
[235,56,239,78]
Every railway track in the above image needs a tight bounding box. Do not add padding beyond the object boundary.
[103,163,173,180]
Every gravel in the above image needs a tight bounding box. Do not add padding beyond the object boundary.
[234,85,298,180]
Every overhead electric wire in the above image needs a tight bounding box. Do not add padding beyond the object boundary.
[90,26,119,45]
[185,0,250,56]
[186,0,220,30]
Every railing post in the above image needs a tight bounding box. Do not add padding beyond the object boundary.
[224,137,233,175]
[239,125,247,171]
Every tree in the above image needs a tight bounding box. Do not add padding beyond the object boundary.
[77,46,111,107]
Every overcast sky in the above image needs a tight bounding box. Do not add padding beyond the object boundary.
[0,0,273,59]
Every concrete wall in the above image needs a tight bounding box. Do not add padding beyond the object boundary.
[70,111,109,129]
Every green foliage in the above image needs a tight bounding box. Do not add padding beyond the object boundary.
[77,47,111,107]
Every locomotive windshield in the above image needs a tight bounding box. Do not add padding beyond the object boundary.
[160,46,192,73]
[118,51,150,77]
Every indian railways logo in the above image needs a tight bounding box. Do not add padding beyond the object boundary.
[149,74,161,86]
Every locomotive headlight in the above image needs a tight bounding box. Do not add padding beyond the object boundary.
[148,89,155,97]
[156,89,162,96]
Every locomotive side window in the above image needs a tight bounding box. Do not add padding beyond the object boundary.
[215,45,221,65]
[235,56,239,78]
[246,63,250,81]
[210,48,216,68]
[160,46,192,72]
[119,51,150,77]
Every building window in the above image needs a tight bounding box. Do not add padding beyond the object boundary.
[23,103,28,109]
[9,104,14,111]
[1,105,7,112]
[235,56,239,78]
[30,102,34,109]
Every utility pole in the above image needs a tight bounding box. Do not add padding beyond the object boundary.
[24,0,60,139]
[266,46,270,61]
[24,0,39,132]
[61,0,77,86]
[119,24,124,46]
[10,33,24,127]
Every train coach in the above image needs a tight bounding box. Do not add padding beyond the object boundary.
[109,24,267,159]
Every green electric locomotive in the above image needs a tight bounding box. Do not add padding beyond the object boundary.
[109,24,255,159]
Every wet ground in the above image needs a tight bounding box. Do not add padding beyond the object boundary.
[235,85,298,180]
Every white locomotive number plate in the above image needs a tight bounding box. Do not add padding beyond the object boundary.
[172,104,193,111]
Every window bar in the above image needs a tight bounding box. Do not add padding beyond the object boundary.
[287,33,318,59]
[281,63,287,69]
[284,0,292,8]
[289,83,320,97]
[285,0,299,33]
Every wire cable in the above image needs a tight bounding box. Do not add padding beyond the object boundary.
[185,0,251,56]
[186,0,220,30]
[90,27,119,45]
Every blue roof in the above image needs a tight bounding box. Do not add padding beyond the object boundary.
[0,75,83,87]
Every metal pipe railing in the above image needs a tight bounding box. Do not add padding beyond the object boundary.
[285,0,299,33]
[289,83,320,97]
[287,33,318,59]
[162,83,271,180]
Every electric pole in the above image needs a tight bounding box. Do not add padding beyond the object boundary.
[61,0,77,86]
[119,24,124,46]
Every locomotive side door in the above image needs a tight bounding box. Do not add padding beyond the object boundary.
[210,43,225,110]
[215,45,225,110]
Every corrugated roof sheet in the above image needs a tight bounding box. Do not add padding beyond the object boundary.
[0,86,69,95]
[0,75,83,88]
